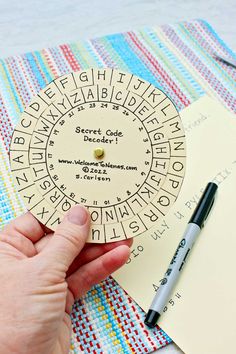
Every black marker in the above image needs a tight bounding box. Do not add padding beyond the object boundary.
[144,182,218,328]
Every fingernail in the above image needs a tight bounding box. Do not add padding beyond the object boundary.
[67,205,88,225]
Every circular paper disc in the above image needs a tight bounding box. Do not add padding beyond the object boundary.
[10,69,186,243]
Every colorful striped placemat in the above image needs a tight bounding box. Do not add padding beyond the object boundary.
[0,19,236,353]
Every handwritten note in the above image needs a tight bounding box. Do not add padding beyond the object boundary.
[113,96,236,354]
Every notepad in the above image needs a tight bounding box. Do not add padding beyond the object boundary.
[113,96,236,354]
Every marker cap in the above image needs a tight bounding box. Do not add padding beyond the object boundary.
[144,309,161,328]
[189,182,218,228]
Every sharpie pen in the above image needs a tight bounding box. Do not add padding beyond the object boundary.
[144,182,218,328]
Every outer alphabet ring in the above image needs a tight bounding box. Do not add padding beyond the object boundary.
[10,69,186,243]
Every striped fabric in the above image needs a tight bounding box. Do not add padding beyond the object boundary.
[0,19,236,353]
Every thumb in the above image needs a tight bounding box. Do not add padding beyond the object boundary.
[40,205,90,270]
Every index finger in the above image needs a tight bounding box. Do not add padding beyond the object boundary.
[2,212,50,243]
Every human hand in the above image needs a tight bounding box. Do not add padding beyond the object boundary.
[0,205,132,354]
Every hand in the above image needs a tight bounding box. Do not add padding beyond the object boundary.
[0,205,132,354]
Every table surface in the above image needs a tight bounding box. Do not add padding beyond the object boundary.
[1,1,235,353]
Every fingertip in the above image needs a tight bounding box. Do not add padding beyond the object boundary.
[109,244,131,268]
[115,238,133,248]
[116,244,131,255]
[102,237,133,251]
[66,205,90,226]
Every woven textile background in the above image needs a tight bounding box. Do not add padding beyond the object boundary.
[0,19,236,353]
